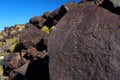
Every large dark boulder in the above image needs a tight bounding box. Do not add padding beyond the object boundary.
[48,2,120,80]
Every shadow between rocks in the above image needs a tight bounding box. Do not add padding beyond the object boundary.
[25,55,50,80]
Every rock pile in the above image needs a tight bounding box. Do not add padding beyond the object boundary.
[0,0,120,80]
[48,1,120,80]
[0,2,78,80]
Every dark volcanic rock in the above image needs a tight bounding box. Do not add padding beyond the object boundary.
[19,24,43,48]
[4,52,20,69]
[26,47,38,58]
[44,2,78,27]
[42,11,51,19]
[30,16,46,28]
[48,2,120,80]
[52,2,78,21]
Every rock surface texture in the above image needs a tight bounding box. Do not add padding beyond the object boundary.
[19,24,43,48]
[48,2,120,80]
[0,2,77,80]
[0,1,120,80]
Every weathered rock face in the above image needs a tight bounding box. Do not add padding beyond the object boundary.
[0,1,79,80]
[30,16,46,28]
[19,24,44,48]
[48,2,120,80]
[52,2,78,21]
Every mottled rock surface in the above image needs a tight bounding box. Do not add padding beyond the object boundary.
[30,16,46,28]
[19,24,43,48]
[48,2,120,80]
[0,1,120,80]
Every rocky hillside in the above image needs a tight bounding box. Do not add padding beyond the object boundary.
[0,2,78,80]
[0,0,119,80]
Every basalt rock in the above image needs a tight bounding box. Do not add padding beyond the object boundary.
[48,2,120,80]
[26,47,48,60]
[51,2,78,20]
[0,1,79,80]
[13,62,29,76]
[4,52,23,69]
[44,2,78,27]
[29,16,46,28]
[19,24,44,48]
[26,47,38,58]
[42,11,51,19]
[3,50,27,79]
[1,1,120,80]
[54,2,78,20]
[0,24,24,61]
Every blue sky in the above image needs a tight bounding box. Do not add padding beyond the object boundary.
[0,0,80,31]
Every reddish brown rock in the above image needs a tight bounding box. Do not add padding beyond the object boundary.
[44,2,78,27]
[42,11,51,19]
[26,47,38,58]
[26,47,48,59]
[29,16,46,28]
[14,62,29,76]
[42,33,49,46]
[19,24,44,48]
[50,2,78,21]
[48,2,120,80]
[6,52,21,69]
